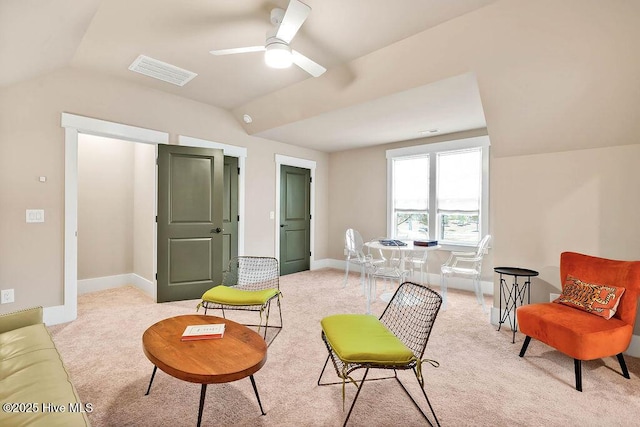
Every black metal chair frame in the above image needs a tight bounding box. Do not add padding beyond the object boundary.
[318,281,442,427]
[200,256,283,346]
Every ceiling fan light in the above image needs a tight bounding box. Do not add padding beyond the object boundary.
[265,43,293,69]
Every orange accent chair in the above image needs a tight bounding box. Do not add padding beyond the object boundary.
[517,252,640,391]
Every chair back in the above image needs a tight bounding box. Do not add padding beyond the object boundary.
[560,252,640,326]
[345,229,369,263]
[379,282,442,359]
[476,234,492,257]
[222,256,280,291]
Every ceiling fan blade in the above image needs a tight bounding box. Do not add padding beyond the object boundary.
[210,46,265,56]
[275,0,311,43]
[291,50,326,77]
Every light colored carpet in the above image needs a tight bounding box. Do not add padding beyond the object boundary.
[49,268,640,426]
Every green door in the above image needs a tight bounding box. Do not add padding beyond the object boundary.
[279,165,311,275]
[222,156,239,273]
[157,145,224,302]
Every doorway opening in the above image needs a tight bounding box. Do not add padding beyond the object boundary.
[58,113,246,325]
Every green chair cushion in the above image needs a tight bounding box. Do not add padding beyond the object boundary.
[202,286,279,306]
[321,314,414,365]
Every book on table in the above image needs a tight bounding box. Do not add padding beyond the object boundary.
[181,323,225,341]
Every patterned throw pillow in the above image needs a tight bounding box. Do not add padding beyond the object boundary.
[553,275,625,320]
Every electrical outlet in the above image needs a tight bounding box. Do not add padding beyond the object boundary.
[1,289,15,304]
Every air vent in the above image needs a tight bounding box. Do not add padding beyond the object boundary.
[128,55,197,86]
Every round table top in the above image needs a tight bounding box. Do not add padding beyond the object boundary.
[142,314,267,384]
[365,240,441,251]
[494,266,539,277]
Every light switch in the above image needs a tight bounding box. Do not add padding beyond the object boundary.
[26,209,45,223]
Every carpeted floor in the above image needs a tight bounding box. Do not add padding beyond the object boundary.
[49,268,640,426]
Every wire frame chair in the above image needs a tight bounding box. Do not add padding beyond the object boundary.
[199,256,282,345]
[318,282,443,427]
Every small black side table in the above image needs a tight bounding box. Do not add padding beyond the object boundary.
[494,267,539,343]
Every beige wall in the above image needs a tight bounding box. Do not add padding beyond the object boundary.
[133,142,156,282]
[78,135,135,279]
[1,0,639,331]
[77,135,155,284]
[492,144,640,300]
[328,129,493,278]
[0,68,329,313]
[239,0,640,159]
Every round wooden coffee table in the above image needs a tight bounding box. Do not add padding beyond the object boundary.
[142,314,268,426]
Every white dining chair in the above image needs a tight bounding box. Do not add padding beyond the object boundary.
[366,239,411,310]
[440,234,492,311]
[343,229,384,293]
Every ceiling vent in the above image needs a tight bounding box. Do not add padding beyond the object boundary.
[128,55,197,86]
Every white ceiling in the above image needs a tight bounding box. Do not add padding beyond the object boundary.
[0,0,495,152]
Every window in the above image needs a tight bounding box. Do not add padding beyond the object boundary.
[386,136,489,247]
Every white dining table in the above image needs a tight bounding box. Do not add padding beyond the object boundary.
[363,240,441,312]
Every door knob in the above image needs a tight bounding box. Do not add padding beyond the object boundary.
[212,227,222,233]
[280,224,288,228]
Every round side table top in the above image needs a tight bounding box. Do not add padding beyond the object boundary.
[142,314,267,384]
[494,267,539,277]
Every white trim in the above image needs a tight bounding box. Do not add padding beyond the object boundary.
[179,135,247,158]
[78,274,135,295]
[274,154,316,266]
[56,113,168,326]
[77,273,155,298]
[386,135,490,159]
[386,135,490,248]
[178,135,247,255]
[61,113,168,145]
[627,335,640,358]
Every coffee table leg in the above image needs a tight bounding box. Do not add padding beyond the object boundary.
[249,375,266,415]
[145,366,158,396]
[197,384,207,427]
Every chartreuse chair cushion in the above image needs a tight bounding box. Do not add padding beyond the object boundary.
[202,286,279,306]
[321,314,414,365]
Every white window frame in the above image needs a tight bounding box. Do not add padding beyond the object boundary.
[386,135,490,249]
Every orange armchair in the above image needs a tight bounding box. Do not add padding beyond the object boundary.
[517,252,640,391]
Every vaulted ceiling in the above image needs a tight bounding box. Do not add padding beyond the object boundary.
[1,0,496,151]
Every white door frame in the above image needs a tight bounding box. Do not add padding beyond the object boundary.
[274,154,316,269]
[57,113,168,325]
[58,116,249,325]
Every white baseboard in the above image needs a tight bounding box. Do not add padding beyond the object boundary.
[627,334,640,358]
[130,274,156,301]
[43,304,69,326]
[78,273,155,299]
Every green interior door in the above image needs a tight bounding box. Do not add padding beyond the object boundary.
[157,145,224,302]
[222,156,239,273]
[279,165,310,275]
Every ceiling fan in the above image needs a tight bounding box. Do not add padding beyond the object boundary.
[210,0,326,77]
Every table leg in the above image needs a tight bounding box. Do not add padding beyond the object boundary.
[498,277,519,342]
[145,365,157,396]
[249,375,266,415]
[510,278,532,343]
[197,384,207,427]
[498,273,503,330]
